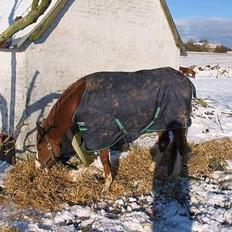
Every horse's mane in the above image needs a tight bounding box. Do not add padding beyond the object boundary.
[45,77,86,127]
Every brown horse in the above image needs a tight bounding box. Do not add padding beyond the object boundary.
[36,68,194,190]
[36,78,114,189]
[179,66,196,78]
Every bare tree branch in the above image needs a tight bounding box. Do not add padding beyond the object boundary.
[0,0,52,45]
[31,0,40,10]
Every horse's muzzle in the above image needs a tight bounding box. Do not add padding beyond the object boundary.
[35,157,41,169]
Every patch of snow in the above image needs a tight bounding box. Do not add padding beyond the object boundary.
[0,161,11,187]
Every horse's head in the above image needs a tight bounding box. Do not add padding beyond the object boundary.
[35,121,61,169]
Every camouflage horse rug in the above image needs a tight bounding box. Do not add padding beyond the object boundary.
[73,67,195,152]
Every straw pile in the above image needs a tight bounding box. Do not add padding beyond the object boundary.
[109,147,154,198]
[3,148,154,211]
[186,137,232,176]
[4,161,75,210]
[2,138,232,211]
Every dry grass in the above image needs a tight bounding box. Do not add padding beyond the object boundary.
[109,147,154,197]
[3,148,154,211]
[186,137,232,176]
[2,138,232,211]
[0,193,8,205]
[4,160,78,211]
[0,186,8,205]
[0,227,20,232]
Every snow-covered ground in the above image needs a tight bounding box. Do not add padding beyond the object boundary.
[188,76,232,142]
[0,67,232,231]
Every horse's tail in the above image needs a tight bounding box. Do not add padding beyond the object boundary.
[187,78,197,99]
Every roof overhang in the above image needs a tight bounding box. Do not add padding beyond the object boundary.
[160,0,187,56]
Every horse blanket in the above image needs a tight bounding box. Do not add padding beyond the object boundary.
[73,67,195,152]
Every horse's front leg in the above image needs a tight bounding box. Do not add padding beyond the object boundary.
[100,149,112,191]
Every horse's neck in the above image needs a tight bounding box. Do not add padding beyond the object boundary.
[45,78,86,140]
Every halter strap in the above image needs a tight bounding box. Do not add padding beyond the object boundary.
[37,125,55,144]
[37,125,58,168]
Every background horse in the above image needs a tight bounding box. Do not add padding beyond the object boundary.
[36,67,194,190]
[179,66,196,78]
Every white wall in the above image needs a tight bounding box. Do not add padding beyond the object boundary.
[0,52,26,132]
[0,0,180,152]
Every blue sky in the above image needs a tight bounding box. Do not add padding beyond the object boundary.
[166,0,232,48]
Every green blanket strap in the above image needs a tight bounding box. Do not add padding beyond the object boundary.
[115,118,128,135]
[77,121,88,133]
[141,106,161,133]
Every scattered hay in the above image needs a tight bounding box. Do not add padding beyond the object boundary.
[0,186,9,205]
[186,137,232,176]
[0,227,20,232]
[3,138,232,211]
[0,193,8,205]
[109,147,154,198]
[4,160,76,211]
[66,168,104,204]
[193,97,210,108]
[3,148,154,211]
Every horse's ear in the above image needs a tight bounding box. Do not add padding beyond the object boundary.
[36,121,44,135]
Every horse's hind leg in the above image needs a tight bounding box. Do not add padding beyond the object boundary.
[149,131,170,174]
[153,131,170,167]
[100,149,112,191]
[169,128,190,176]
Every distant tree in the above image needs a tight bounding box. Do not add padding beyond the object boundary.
[199,39,209,44]
[184,38,197,51]
[214,45,232,53]
[0,0,52,48]
[184,38,210,52]
[184,38,231,53]
[187,38,196,44]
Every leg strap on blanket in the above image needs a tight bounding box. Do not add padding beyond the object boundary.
[114,118,128,136]
[141,106,161,133]
[77,121,88,132]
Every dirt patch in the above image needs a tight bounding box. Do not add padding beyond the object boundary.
[2,138,232,211]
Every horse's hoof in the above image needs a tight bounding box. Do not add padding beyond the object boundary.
[102,184,111,193]
[102,175,112,192]
[149,162,156,172]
